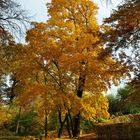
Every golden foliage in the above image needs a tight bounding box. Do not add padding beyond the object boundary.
[0,0,127,126]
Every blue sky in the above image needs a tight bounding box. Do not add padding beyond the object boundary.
[18,0,122,24]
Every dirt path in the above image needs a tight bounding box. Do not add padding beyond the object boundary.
[51,133,97,140]
[78,133,97,140]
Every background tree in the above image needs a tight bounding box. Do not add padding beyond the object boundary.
[107,85,140,115]
[0,0,29,105]
[0,0,29,44]
[104,0,140,78]
[104,0,140,115]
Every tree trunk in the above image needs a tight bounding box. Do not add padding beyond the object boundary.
[73,68,86,137]
[66,114,72,138]
[44,113,48,138]
[58,123,63,138]
[58,110,67,138]
[73,112,81,137]
[16,107,21,134]
[68,109,74,136]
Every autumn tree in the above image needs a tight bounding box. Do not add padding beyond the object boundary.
[22,0,127,137]
[104,0,140,112]
[46,0,126,136]
[104,0,140,77]
[3,40,56,137]
[0,0,29,105]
